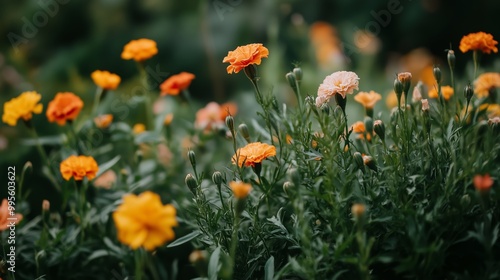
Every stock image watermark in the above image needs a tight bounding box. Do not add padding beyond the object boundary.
[6,166,18,273]
[212,0,243,21]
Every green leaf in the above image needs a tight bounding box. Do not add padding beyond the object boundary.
[21,134,66,146]
[84,250,110,265]
[103,237,123,255]
[208,246,221,280]
[167,230,201,248]
[264,256,274,280]
[134,131,163,144]
[95,155,121,178]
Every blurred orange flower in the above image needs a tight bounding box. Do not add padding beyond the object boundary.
[232,142,276,167]
[91,70,121,90]
[94,114,113,129]
[121,38,158,62]
[229,181,252,199]
[2,91,43,126]
[222,43,269,74]
[160,72,195,96]
[354,91,382,109]
[474,72,500,98]
[351,121,365,134]
[195,102,238,132]
[316,71,359,107]
[473,174,493,192]
[46,92,84,125]
[133,123,146,134]
[386,90,405,109]
[428,86,454,101]
[60,155,99,181]
[0,199,23,231]
[459,32,498,54]
[113,191,177,251]
[310,22,345,69]
[164,113,174,126]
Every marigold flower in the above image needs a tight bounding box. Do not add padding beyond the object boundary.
[94,114,113,129]
[113,191,177,251]
[2,91,43,126]
[46,92,84,125]
[351,121,365,134]
[160,72,195,96]
[222,43,269,74]
[397,72,412,85]
[474,72,500,98]
[0,199,23,231]
[229,181,252,199]
[121,38,158,62]
[354,90,381,109]
[93,170,117,189]
[91,70,121,90]
[232,142,276,167]
[473,174,493,192]
[316,71,359,107]
[133,123,146,134]
[195,102,238,132]
[60,155,99,181]
[428,86,454,101]
[459,32,498,54]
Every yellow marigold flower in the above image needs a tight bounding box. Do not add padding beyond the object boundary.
[91,70,121,90]
[229,181,252,199]
[133,123,146,134]
[60,155,99,181]
[0,199,23,231]
[160,72,195,96]
[428,86,454,101]
[222,43,269,74]
[46,92,84,125]
[459,32,498,54]
[113,191,177,251]
[474,72,500,98]
[473,174,493,193]
[94,114,113,129]
[316,71,359,107]
[2,91,43,126]
[354,91,382,109]
[121,38,158,62]
[232,142,276,167]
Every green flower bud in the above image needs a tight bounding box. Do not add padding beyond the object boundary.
[238,123,251,143]
[188,150,196,168]
[286,72,297,90]
[185,173,198,195]
[364,116,374,135]
[212,171,223,186]
[293,67,303,82]
[283,181,293,196]
[373,120,385,141]
[225,115,234,132]
[464,83,474,102]
[433,66,442,84]
[447,49,455,70]
[353,152,364,171]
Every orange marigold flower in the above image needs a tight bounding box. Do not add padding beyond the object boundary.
[195,102,238,132]
[229,181,252,199]
[459,32,498,54]
[160,72,195,96]
[113,191,177,251]
[316,71,359,107]
[473,174,493,192]
[60,155,99,181]
[0,199,23,231]
[474,72,500,98]
[46,92,84,125]
[428,86,454,101]
[91,70,121,90]
[351,121,365,133]
[121,38,158,62]
[2,91,43,126]
[222,43,269,74]
[133,123,146,135]
[94,114,113,129]
[232,142,276,167]
[354,91,382,109]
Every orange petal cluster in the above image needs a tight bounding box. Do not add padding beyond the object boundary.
[60,155,99,181]
[222,43,269,74]
[46,92,84,125]
[474,72,500,98]
[121,38,158,62]
[160,72,195,96]
[94,114,113,129]
[428,86,454,101]
[0,199,23,231]
[232,142,276,167]
[229,181,252,199]
[91,70,121,90]
[459,32,498,54]
[354,91,382,109]
[473,174,493,192]
[2,91,43,126]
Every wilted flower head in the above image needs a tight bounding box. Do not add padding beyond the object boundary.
[354,91,382,109]
[316,71,359,107]
[94,114,113,129]
[113,191,177,251]
[222,43,269,74]
[1,199,23,231]
[160,72,195,96]
[46,92,84,125]
[429,86,454,101]
[232,142,276,167]
[60,155,99,181]
[459,32,498,54]
[474,72,500,98]
[229,181,252,199]
[2,91,43,126]
[473,174,493,192]
[91,70,121,90]
[121,38,158,62]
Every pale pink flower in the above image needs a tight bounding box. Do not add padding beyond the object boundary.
[421,99,429,111]
[93,170,117,189]
[316,71,359,107]
[412,84,422,103]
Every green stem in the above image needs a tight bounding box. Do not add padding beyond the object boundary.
[29,125,62,192]
[92,87,105,116]
[229,210,241,277]
[135,249,144,280]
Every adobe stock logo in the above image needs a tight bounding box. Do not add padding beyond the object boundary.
[7,0,70,52]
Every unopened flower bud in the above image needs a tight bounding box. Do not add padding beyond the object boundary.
[394,78,403,104]
[293,67,303,82]
[225,115,234,132]
[421,99,429,112]
[238,123,251,143]
[464,83,474,103]
[212,171,223,186]
[364,116,374,135]
[373,120,385,141]
[42,200,50,212]
[351,203,366,219]
[433,66,441,84]
[447,49,455,70]
[283,181,293,196]
[362,154,377,172]
[353,152,364,171]
[185,173,198,195]
[320,103,330,114]
[397,72,412,96]
[286,72,297,90]
[188,150,196,168]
